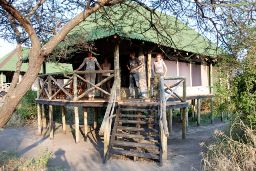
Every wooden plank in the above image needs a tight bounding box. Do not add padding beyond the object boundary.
[73,74,78,101]
[74,106,80,143]
[50,76,72,99]
[120,108,157,112]
[83,107,88,140]
[115,133,159,141]
[49,105,54,139]
[61,106,66,133]
[40,70,114,77]
[118,120,147,124]
[112,140,159,151]
[112,149,159,160]
[116,126,158,132]
[120,114,147,118]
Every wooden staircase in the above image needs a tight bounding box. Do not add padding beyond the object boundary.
[107,105,163,164]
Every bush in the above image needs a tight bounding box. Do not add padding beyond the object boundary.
[202,121,256,171]
[16,90,37,120]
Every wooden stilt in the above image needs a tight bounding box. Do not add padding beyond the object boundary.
[114,42,121,100]
[42,104,47,128]
[83,107,88,140]
[74,106,80,143]
[49,105,54,139]
[191,99,195,121]
[94,108,97,129]
[61,106,66,133]
[185,107,189,128]
[181,108,186,139]
[162,130,168,160]
[196,99,201,126]
[104,119,110,158]
[37,104,42,135]
[210,97,214,124]
[168,109,173,135]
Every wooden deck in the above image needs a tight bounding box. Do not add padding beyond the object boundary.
[36,98,189,109]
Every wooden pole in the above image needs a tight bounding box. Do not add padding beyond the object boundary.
[37,104,42,135]
[94,108,97,129]
[49,105,54,139]
[196,99,201,126]
[181,108,186,139]
[83,107,88,140]
[114,42,121,100]
[210,97,214,124]
[147,53,152,96]
[168,109,173,135]
[185,107,189,128]
[42,104,47,128]
[104,119,109,158]
[61,106,66,133]
[74,106,80,143]
[191,99,195,121]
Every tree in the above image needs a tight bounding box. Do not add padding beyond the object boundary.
[0,0,126,127]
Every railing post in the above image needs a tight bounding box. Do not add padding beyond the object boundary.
[114,43,121,100]
[73,73,80,143]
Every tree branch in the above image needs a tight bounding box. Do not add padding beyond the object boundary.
[27,0,47,18]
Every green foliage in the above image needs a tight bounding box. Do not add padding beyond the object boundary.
[16,90,37,120]
[232,54,256,129]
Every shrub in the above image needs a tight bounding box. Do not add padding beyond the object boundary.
[16,90,37,120]
[202,121,256,171]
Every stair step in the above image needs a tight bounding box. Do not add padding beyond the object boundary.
[118,120,147,124]
[112,140,160,151]
[120,108,158,112]
[115,133,160,140]
[120,114,147,118]
[111,149,159,160]
[116,126,159,132]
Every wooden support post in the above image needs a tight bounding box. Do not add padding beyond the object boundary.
[42,104,47,128]
[168,109,173,135]
[210,97,214,124]
[191,99,195,121]
[147,53,152,96]
[49,105,54,139]
[114,42,121,100]
[104,119,109,158]
[37,104,42,135]
[83,107,88,140]
[74,106,80,143]
[94,108,97,129]
[196,99,201,126]
[160,124,168,160]
[181,108,186,139]
[61,106,66,133]
[185,107,189,128]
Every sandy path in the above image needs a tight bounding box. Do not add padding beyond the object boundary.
[0,122,227,171]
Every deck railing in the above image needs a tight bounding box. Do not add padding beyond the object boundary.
[159,76,186,136]
[38,70,114,101]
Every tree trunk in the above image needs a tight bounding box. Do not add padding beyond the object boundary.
[0,55,44,127]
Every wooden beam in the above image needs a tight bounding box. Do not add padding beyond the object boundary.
[61,106,66,133]
[210,97,214,124]
[191,99,195,121]
[49,105,54,139]
[37,104,42,135]
[114,43,121,100]
[196,99,201,126]
[83,107,88,140]
[74,106,80,143]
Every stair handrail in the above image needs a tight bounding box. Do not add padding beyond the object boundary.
[159,76,187,137]
[99,80,117,135]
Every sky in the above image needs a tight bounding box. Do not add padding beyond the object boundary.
[0,39,16,58]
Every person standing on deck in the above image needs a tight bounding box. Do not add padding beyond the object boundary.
[101,58,111,97]
[127,52,143,99]
[76,52,102,100]
[152,53,168,99]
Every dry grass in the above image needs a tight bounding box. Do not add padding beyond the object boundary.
[202,121,256,171]
[0,150,52,171]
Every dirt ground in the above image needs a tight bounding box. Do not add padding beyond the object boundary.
[0,122,227,171]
